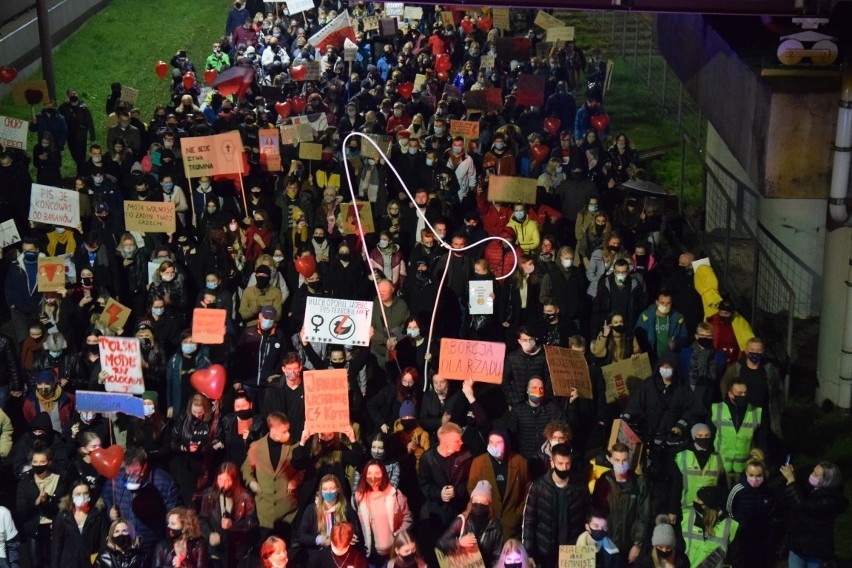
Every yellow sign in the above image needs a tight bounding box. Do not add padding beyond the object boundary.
[534,10,564,30]
[124,201,176,234]
[487,175,538,204]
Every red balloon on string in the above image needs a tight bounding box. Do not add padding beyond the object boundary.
[0,67,17,84]
[591,113,610,132]
[275,100,292,118]
[397,82,414,100]
[290,95,307,113]
[203,69,218,84]
[437,71,449,82]
[294,255,317,277]
[291,64,308,81]
[182,71,196,90]
[543,117,562,135]
[530,143,550,163]
[24,89,44,105]
[477,16,493,32]
[89,446,125,479]
[435,53,452,73]
[154,60,169,79]
[461,19,474,34]
[190,364,227,400]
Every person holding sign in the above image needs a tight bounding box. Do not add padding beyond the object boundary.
[575,510,624,568]
[437,480,504,567]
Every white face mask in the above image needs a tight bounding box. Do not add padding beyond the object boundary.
[73,495,91,507]
[561,258,573,268]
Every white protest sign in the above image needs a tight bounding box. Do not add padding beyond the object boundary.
[0,220,21,248]
[29,184,81,229]
[286,0,315,14]
[0,115,29,149]
[385,3,404,17]
[303,297,373,346]
[344,37,358,62]
[469,280,494,315]
[120,86,139,105]
[147,261,160,284]
[99,337,145,394]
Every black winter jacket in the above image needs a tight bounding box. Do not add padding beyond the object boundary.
[624,375,696,441]
[508,400,563,460]
[501,348,551,406]
[522,471,589,566]
[784,481,849,559]
[438,514,503,568]
[94,545,148,568]
[0,332,22,390]
[417,447,473,525]
[51,506,107,568]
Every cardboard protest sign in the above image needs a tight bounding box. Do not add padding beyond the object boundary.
[487,175,537,204]
[545,346,592,398]
[182,132,244,179]
[299,142,323,161]
[303,369,350,433]
[437,338,505,384]
[147,261,159,284]
[279,123,315,146]
[462,91,487,112]
[192,308,228,344]
[259,128,281,172]
[469,280,493,315]
[76,390,146,418]
[602,353,653,403]
[484,88,503,112]
[304,61,321,81]
[444,84,462,100]
[604,60,615,94]
[547,26,575,43]
[379,18,398,38]
[441,11,455,28]
[414,73,428,91]
[98,298,132,333]
[99,337,145,394]
[435,546,486,568]
[124,201,176,234]
[558,545,596,567]
[286,0,315,15]
[403,6,423,20]
[515,74,546,106]
[339,201,375,234]
[343,37,358,62]
[37,256,66,292]
[384,2,404,17]
[304,297,373,346]
[308,10,356,51]
[450,120,479,140]
[290,112,328,133]
[479,54,496,70]
[535,10,564,29]
[11,80,49,106]
[29,184,81,229]
[362,16,380,31]
[492,8,510,30]
[608,419,643,471]
[0,219,21,249]
[0,115,29,149]
[359,134,393,160]
[495,37,531,61]
[120,86,140,105]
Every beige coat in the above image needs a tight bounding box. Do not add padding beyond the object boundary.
[242,435,303,528]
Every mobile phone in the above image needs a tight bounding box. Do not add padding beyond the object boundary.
[785,454,791,466]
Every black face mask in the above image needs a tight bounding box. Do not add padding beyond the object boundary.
[543,313,556,322]
[255,275,270,289]
[235,409,253,420]
[610,324,624,334]
[168,528,181,540]
[695,438,712,451]
[470,503,489,517]
[338,253,351,262]
[82,277,94,287]
[330,361,346,369]
[113,534,131,549]
[253,220,264,228]
[554,468,570,480]
[733,395,748,408]
[656,547,673,559]
[697,337,714,350]
[87,344,100,354]
[313,235,326,243]
[401,418,417,431]
[32,464,49,475]
[589,528,607,541]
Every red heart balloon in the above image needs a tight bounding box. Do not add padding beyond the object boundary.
[0,67,17,84]
[435,53,452,73]
[397,82,414,100]
[275,100,292,118]
[477,16,493,32]
[461,19,474,34]
[543,117,562,135]
[24,89,44,106]
[294,255,317,278]
[204,69,218,84]
[437,71,449,83]
[291,64,307,82]
[90,446,125,480]
[290,95,307,113]
[190,364,228,400]
[591,113,610,132]
[182,71,196,90]
[530,143,550,163]
[155,60,169,79]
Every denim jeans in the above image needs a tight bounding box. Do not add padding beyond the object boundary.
[788,550,822,568]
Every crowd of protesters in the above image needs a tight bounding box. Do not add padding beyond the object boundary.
[0,1,847,567]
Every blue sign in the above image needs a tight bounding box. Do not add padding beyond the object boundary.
[75,390,146,418]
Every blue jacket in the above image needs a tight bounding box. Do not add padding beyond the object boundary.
[101,466,181,554]
[634,305,688,359]
[30,110,68,149]
[225,6,249,35]
[4,255,41,315]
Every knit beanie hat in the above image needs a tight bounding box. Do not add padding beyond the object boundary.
[470,480,492,502]
[142,391,159,405]
[651,515,676,547]
[691,423,711,440]
[399,399,416,419]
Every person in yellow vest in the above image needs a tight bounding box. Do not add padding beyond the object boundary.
[682,486,739,568]
[711,376,768,486]
[669,423,725,522]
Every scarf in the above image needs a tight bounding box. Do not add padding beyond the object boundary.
[37,384,63,414]
[359,165,379,202]
[689,343,716,390]
[47,231,77,256]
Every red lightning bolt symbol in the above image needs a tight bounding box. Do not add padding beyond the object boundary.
[105,303,123,327]
[335,315,350,336]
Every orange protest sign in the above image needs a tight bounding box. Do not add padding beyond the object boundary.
[192,308,228,344]
[339,201,375,235]
[450,120,480,140]
[98,298,132,332]
[11,80,49,106]
[182,132,244,179]
[437,338,506,384]
[545,346,593,399]
[303,369,350,433]
[37,256,66,292]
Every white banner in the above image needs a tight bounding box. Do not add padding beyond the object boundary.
[0,115,29,150]
[28,184,81,230]
[303,297,373,346]
[286,0,315,12]
[99,337,145,394]
[308,10,356,51]
[0,220,21,249]
[469,280,494,315]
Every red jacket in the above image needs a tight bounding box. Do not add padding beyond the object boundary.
[23,390,76,429]
[477,192,512,236]
[484,241,523,279]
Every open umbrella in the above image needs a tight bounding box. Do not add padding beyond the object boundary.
[617,179,673,197]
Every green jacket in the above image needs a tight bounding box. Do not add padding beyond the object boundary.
[591,470,651,553]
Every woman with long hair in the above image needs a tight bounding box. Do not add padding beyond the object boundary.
[493,539,533,568]
[294,474,361,563]
[387,530,427,568]
[293,427,365,510]
[437,480,504,567]
[352,460,413,566]
[367,367,422,436]
[124,391,171,471]
[152,507,210,568]
[65,431,106,497]
[16,448,68,567]
[50,481,106,568]
[169,393,223,508]
[94,519,147,567]
[726,449,775,568]
[199,462,258,568]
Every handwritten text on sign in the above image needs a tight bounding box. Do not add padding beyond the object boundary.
[124,200,176,233]
[0,115,29,149]
[558,545,596,567]
[29,184,81,229]
[304,297,373,346]
[99,337,145,394]
[181,132,244,179]
[545,346,593,398]
[602,353,652,403]
[437,338,506,384]
[303,369,350,433]
[192,308,228,344]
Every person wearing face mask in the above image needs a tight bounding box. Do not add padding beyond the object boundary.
[225,1,249,35]
[106,111,141,156]
[634,291,688,364]
[522,443,590,567]
[29,99,68,153]
[95,519,146,566]
[437,480,503,567]
[591,258,647,337]
[467,431,530,541]
[32,332,86,394]
[16,447,67,566]
[671,423,725,519]
[23,369,77,432]
[50,480,105,568]
[368,231,407,292]
[11,411,69,479]
[239,265,284,327]
[719,337,783,440]
[705,298,755,368]
[6,239,44,343]
[507,377,562,467]
[574,510,623,568]
[165,332,212,419]
[681,486,739,568]
[235,306,286,410]
[634,515,689,568]
[677,322,727,420]
[388,399,430,472]
[169,394,224,509]
[387,530,426,568]
[587,231,630,300]
[446,136,477,202]
[591,443,651,563]
[723,450,775,568]
[198,462,259,567]
[483,133,517,176]
[711,377,768,485]
[502,328,552,407]
[506,204,541,254]
[295,474,362,563]
[352,435,401,491]
[152,507,210,567]
[539,246,586,331]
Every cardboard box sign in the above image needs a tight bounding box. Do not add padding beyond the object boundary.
[99,337,145,394]
[303,369,351,433]
[608,419,644,473]
[437,338,506,384]
[339,201,375,235]
[602,353,652,403]
[545,346,593,399]
[124,201,176,234]
[515,74,545,106]
[37,256,66,292]
[487,175,538,204]
[192,308,228,344]
[98,298,132,332]
[558,545,596,567]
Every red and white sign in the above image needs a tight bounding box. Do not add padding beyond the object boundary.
[99,337,145,394]
[308,10,356,51]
